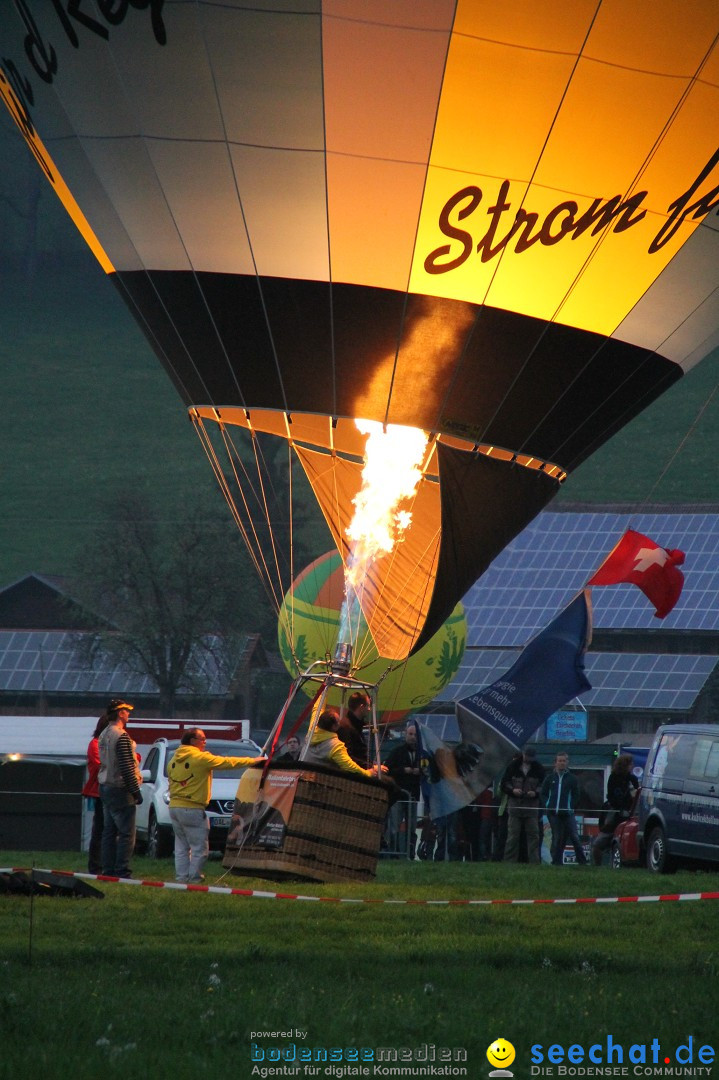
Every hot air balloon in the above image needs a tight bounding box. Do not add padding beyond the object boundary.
[278,550,466,725]
[1,0,718,668]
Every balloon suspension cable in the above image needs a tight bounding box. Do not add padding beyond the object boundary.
[191,413,305,674]
[261,678,319,771]
[367,696,382,775]
[218,422,305,671]
[220,423,288,608]
[639,376,719,510]
[191,414,272,588]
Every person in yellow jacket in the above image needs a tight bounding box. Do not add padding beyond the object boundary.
[304,709,383,779]
[168,728,265,883]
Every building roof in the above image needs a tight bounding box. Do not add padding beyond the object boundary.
[462,509,719,646]
[0,629,266,698]
[438,648,717,713]
[0,573,101,631]
[439,507,719,716]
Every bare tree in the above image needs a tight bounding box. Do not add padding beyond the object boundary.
[69,493,273,715]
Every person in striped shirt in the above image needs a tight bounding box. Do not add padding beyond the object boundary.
[98,698,142,878]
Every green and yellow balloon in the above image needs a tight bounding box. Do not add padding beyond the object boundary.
[278,551,466,726]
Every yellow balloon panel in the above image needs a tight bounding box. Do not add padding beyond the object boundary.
[410,0,719,339]
[453,0,596,54]
[428,33,575,181]
[586,0,718,75]
[326,156,427,293]
[533,63,684,201]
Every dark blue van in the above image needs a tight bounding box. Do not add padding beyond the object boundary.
[639,724,719,872]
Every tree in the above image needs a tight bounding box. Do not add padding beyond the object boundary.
[69,493,274,715]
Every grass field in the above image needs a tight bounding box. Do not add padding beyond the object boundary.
[1,851,717,1080]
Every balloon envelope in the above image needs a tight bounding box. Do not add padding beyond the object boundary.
[278,551,466,726]
[2,2,718,657]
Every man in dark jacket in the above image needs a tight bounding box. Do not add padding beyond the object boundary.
[384,721,421,857]
[501,747,544,862]
[338,692,371,767]
[540,752,587,865]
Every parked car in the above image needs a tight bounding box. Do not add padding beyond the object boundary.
[638,723,719,873]
[136,737,263,858]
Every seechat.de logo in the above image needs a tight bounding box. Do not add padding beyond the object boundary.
[487,1038,516,1077]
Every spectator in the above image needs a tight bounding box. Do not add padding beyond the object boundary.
[82,713,111,873]
[304,709,380,779]
[502,747,544,863]
[98,698,142,879]
[337,692,371,767]
[433,810,461,861]
[461,786,495,861]
[492,761,515,862]
[168,728,265,884]
[276,735,301,764]
[541,751,587,866]
[591,754,640,866]
[384,721,421,858]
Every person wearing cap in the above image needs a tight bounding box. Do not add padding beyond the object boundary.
[98,699,142,878]
[168,729,266,884]
[501,746,545,863]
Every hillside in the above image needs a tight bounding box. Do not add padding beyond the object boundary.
[556,345,719,506]
[0,263,220,586]
[1,257,717,590]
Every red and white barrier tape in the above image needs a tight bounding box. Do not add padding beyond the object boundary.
[3,868,719,906]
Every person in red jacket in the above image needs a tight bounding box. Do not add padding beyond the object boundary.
[81,713,111,873]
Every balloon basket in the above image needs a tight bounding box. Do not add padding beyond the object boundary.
[222,763,389,883]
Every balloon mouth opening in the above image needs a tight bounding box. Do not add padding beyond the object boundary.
[331,641,353,676]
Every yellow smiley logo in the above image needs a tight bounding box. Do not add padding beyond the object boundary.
[487,1039,516,1070]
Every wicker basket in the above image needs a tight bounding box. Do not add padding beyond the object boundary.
[222,763,389,883]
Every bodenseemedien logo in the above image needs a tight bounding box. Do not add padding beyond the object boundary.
[487,1038,516,1077]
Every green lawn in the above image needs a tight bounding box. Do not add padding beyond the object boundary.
[1,852,717,1079]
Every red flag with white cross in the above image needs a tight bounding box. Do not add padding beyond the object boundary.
[587,529,685,619]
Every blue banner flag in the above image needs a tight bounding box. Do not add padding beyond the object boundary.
[456,590,593,791]
[417,722,487,821]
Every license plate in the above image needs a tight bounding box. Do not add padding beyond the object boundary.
[211,816,231,828]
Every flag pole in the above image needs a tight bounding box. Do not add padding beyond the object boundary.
[584,528,630,587]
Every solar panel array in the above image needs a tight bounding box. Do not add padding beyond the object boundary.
[411,713,461,743]
[0,631,230,696]
[463,511,719,646]
[435,649,717,711]
[1,512,716,713]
